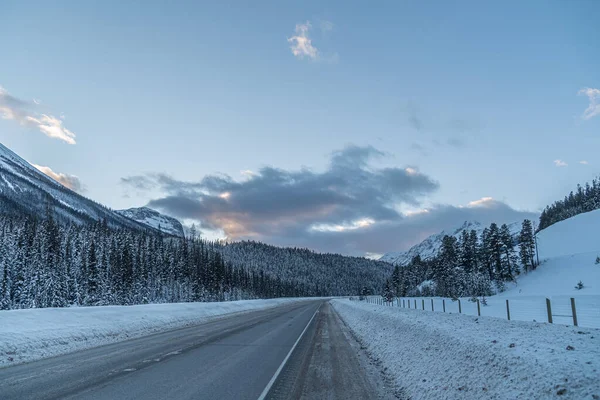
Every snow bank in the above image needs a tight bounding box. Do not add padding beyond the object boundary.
[537,209,600,259]
[332,299,600,400]
[0,298,309,367]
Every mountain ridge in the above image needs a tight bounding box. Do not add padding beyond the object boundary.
[380,220,521,266]
[0,142,155,232]
[116,207,185,237]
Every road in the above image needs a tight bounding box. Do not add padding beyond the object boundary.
[0,300,393,400]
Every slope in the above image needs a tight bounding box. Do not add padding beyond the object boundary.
[380,221,521,266]
[0,142,151,231]
[116,207,185,237]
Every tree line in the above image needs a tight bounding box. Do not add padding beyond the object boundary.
[539,177,600,231]
[381,219,537,299]
[0,213,308,310]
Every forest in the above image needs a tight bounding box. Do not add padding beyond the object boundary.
[0,212,389,310]
[381,220,537,299]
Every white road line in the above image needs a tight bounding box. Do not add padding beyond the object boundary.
[256,304,320,400]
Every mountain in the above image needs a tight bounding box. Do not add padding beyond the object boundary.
[380,220,521,266]
[0,142,152,231]
[116,207,184,237]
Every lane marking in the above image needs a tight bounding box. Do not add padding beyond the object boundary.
[256,304,321,400]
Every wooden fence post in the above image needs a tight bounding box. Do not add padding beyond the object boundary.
[408,299,410,309]
[546,298,553,323]
[506,299,510,321]
[414,299,417,309]
[403,299,405,308]
[431,298,434,312]
[570,298,578,327]
[421,299,425,310]
[442,299,446,313]
[477,299,481,316]
[458,299,462,314]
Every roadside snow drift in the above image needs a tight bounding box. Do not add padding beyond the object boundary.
[0,298,309,367]
[332,299,600,400]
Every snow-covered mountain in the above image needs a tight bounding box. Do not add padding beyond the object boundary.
[116,207,184,237]
[380,220,521,266]
[0,142,153,231]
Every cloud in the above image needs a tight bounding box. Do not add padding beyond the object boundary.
[553,159,568,167]
[580,160,589,165]
[578,87,600,120]
[288,22,319,60]
[122,145,536,256]
[0,85,76,144]
[33,164,84,193]
[122,144,438,238]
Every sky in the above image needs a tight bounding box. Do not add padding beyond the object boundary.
[0,0,599,257]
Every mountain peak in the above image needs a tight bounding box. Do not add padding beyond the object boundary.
[116,207,184,237]
[380,220,520,266]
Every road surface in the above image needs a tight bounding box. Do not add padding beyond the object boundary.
[0,300,393,400]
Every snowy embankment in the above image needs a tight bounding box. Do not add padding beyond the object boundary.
[0,298,310,368]
[332,299,600,400]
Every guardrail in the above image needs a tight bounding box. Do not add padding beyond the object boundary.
[351,295,600,329]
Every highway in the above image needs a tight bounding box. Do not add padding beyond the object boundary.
[0,300,392,400]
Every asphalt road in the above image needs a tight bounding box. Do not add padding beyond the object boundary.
[0,300,391,400]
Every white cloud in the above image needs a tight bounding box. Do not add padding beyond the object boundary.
[578,87,600,120]
[288,22,318,60]
[467,197,494,207]
[32,164,84,192]
[580,160,589,165]
[26,115,76,145]
[554,159,568,167]
[0,85,76,144]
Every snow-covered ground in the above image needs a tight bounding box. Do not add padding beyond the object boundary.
[0,298,310,368]
[332,299,600,400]
[384,209,600,328]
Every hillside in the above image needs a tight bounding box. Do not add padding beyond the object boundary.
[0,142,152,231]
[116,207,184,237]
[217,241,393,296]
[380,220,521,266]
[498,209,600,297]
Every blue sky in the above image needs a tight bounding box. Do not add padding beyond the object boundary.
[1,1,599,256]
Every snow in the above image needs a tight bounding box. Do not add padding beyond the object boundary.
[332,299,600,400]
[381,221,521,266]
[537,209,600,259]
[116,207,185,237]
[0,298,311,368]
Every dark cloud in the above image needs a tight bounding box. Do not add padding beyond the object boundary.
[123,145,439,239]
[122,146,535,256]
[262,198,538,256]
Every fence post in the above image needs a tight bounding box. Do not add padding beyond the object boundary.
[414,299,417,309]
[477,299,481,316]
[403,299,405,308]
[443,299,446,313]
[431,298,434,311]
[506,299,511,321]
[570,298,578,327]
[422,299,425,310]
[458,299,462,313]
[546,298,553,323]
